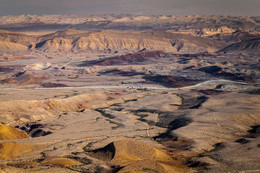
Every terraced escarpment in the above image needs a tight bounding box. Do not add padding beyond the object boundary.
[1,29,259,55]
[1,14,260,55]
[0,29,226,54]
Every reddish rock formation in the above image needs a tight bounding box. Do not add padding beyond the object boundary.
[79,50,168,66]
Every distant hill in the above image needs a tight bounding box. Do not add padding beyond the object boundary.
[0,40,28,53]
[220,38,260,53]
[0,14,259,54]
[79,50,168,66]
[0,14,259,32]
[0,29,226,54]
[0,30,37,47]
[208,31,260,43]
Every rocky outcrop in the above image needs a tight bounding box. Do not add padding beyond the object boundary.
[199,26,235,36]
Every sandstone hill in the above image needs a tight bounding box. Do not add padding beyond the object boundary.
[0,71,45,85]
[0,30,37,46]
[87,139,190,172]
[0,14,259,54]
[0,29,226,54]
[0,40,28,53]
[36,30,226,53]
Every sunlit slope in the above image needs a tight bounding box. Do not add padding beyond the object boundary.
[0,123,29,140]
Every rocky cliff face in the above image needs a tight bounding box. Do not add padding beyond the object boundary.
[0,14,259,54]
[36,31,179,52]
[200,26,236,36]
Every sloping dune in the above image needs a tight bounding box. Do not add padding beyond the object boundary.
[41,158,82,168]
[0,123,29,140]
[88,139,191,173]
[0,142,34,160]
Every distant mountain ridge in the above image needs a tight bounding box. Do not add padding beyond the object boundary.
[0,14,259,54]
[0,14,259,32]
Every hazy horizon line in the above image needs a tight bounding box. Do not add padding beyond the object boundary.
[1,13,259,17]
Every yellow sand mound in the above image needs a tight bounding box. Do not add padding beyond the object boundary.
[88,139,190,173]
[118,159,188,173]
[0,142,33,160]
[42,158,82,168]
[111,139,173,164]
[0,123,29,140]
